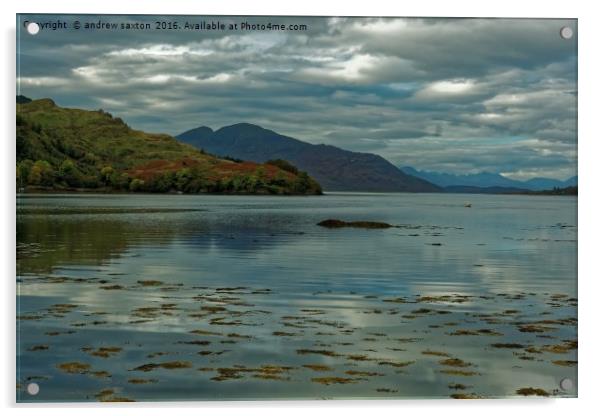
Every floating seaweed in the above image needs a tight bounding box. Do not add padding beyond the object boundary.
[273,331,300,337]
[378,360,415,368]
[131,361,193,372]
[421,350,450,357]
[45,330,76,336]
[448,329,503,336]
[490,343,525,349]
[190,329,222,336]
[450,393,481,399]
[417,295,472,304]
[345,370,384,376]
[176,340,211,346]
[94,389,116,401]
[99,285,125,290]
[27,345,49,351]
[137,280,164,286]
[296,349,341,357]
[516,387,550,397]
[303,364,333,372]
[128,378,158,384]
[448,383,469,390]
[541,340,577,354]
[551,360,577,367]
[211,365,294,382]
[439,369,479,376]
[90,371,111,378]
[57,362,91,374]
[18,276,576,401]
[311,377,359,385]
[84,346,123,358]
[346,354,373,362]
[439,358,473,368]
[517,324,556,333]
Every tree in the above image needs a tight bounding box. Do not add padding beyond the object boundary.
[100,166,114,185]
[266,159,299,175]
[255,166,266,179]
[270,172,289,187]
[58,159,81,187]
[175,168,192,191]
[109,172,130,190]
[59,159,76,177]
[293,171,312,194]
[147,172,175,192]
[83,152,99,165]
[16,134,29,160]
[129,178,145,192]
[17,160,34,188]
[28,160,55,187]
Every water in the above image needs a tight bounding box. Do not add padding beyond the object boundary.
[16,193,577,401]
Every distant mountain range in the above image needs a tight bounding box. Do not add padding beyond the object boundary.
[401,166,577,191]
[177,123,440,192]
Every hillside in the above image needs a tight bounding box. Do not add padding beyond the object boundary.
[16,99,322,195]
[177,123,440,192]
[401,166,577,191]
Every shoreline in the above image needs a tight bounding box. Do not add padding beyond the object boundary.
[16,189,577,198]
[16,187,324,197]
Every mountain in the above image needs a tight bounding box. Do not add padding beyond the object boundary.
[444,185,577,196]
[177,123,440,192]
[444,186,532,194]
[16,99,321,195]
[523,176,577,190]
[401,166,577,191]
[17,95,32,104]
[563,176,578,187]
[177,126,215,148]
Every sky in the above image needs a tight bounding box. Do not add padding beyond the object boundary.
[17,15,577,180]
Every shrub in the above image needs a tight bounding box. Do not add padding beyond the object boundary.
[266,159,299,175]
[28,160,55,186]
[129,178,145,192]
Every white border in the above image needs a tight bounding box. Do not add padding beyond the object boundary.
[3,1,601,415]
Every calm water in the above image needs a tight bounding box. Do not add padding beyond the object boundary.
[16,193,577,401]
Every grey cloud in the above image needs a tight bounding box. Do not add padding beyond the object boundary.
[17,14,577,179]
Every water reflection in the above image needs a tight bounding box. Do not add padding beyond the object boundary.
[16,193,577,401]
[17,211,308,274]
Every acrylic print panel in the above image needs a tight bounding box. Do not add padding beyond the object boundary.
[16,15,577,402]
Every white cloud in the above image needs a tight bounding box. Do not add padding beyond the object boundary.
[414,79,481,101]
[19,76,69,87]
[297,54,417,84]
[351,18,408,35]
[107,44,213,58]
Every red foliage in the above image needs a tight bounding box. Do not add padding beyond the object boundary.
[214,161,295,180]
[128,158,201,181]
[128,157,296,182]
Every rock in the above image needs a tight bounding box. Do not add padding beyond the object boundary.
[317,219,393,229]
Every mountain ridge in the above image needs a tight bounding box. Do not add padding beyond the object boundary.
[177,123,441,192]
[401,166,577,191]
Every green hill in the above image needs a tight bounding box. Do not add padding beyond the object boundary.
[16,98,321,195]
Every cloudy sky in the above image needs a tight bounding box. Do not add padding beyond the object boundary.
[18,15,577,179]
